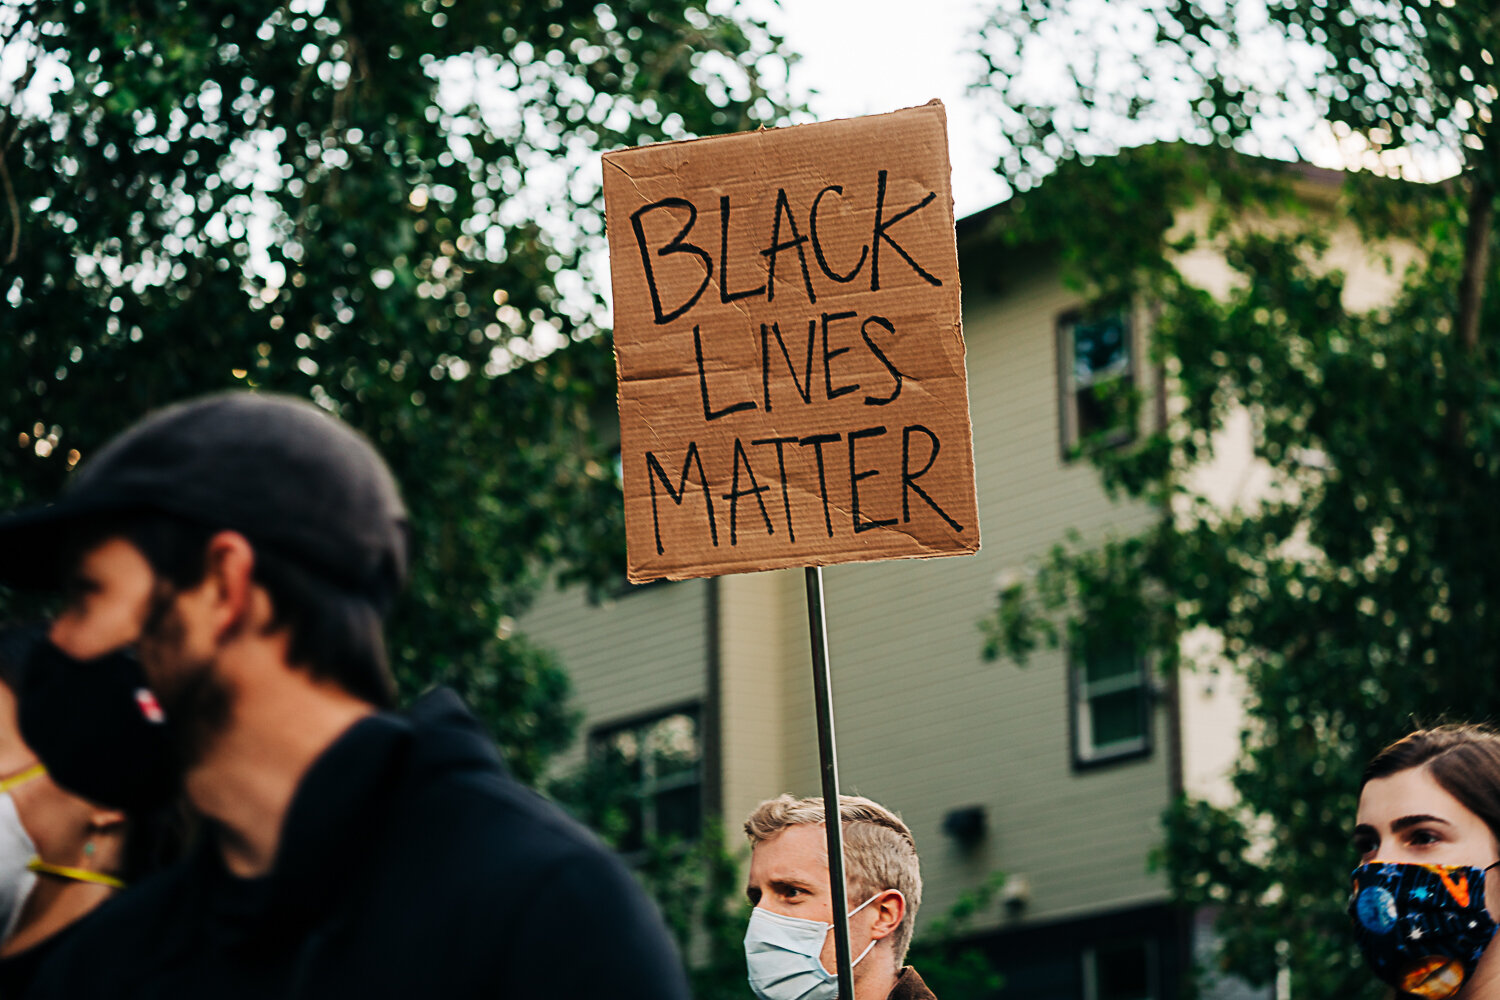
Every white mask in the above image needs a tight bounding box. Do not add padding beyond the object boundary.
[0,764,44,943]
[744,891,895,1000]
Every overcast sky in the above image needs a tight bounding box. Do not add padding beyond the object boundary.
[761,0,1008,219]
[758,0,1458,215]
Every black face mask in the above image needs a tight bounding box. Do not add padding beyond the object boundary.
[0,626,181,811]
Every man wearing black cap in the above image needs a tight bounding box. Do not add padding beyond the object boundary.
[0,392,692,999]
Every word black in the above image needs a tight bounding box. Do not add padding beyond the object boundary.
[631,171,942,326]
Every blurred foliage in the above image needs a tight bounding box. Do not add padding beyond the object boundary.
[974,1,1500,996]
[636,821,750,1000]
[550,750,749,1000]
[906,870,1009,999]
[0,0,796,782]
[975,0,1500,192]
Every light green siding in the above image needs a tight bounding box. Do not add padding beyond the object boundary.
[764,258,1168,929]
[524,578,710,775]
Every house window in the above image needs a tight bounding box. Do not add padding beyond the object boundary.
[1083,939,1157,1000]
[590,706,702,852]
[1057,310,1135,456]
[1072,639,1151,767]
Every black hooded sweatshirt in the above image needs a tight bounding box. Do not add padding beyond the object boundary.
[22,689,693,1000]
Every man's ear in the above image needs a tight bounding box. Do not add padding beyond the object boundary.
[868,889,906,941]
[201,531,259,640]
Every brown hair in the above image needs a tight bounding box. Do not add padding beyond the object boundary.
[66,512,396,708]
[744,794,923,967]
[1363,724,1500,844]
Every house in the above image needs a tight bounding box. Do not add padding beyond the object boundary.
[520,149,1402,1000]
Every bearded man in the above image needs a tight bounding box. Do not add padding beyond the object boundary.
[0,392,690,1000]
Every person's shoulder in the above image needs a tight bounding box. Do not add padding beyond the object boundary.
[0,929,62,998]
[403,758,628,884]
[888,965,939,1000]
[377,696,692,998]
[21,862,194,996]
[371,690,637,910]
[395,689,612,860]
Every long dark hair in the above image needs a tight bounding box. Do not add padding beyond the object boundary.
[1363,725,1500,844]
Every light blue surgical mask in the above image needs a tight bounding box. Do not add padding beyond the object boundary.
[744,891,893,1000]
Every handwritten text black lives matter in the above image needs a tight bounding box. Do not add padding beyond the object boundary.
[627,170,967,559]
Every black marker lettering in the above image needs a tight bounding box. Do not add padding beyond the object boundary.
[822,311,859,401]
[695,324,757,421]
[722,438,774,546]
[719,195,766,304]
[809,185,868,284]
[848,426,896,533]
[646,443,718,555]
[861,315,905,406]
[631,197,712,324]
[761,188,817,305]
[902,424,962,531]
[798,433,842,538]
[760,320,816,412]
[752,436,800,543]
[871,170,941,292]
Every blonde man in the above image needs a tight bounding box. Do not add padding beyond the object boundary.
[744,794,934,1000]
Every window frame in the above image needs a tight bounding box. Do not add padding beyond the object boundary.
[1068,638,1153,770]
[1056,307,1138,460]
[588,702,705,852]
[1082,937,1160,1000]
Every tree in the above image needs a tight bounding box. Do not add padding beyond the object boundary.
[0,0,796,781]
[906,870,1009,999]
[549,750,751,1000]
[972,1,1500,995]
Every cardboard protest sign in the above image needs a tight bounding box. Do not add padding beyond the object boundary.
[603,101,979,583]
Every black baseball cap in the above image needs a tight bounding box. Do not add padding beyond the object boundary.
[0,392,409,610]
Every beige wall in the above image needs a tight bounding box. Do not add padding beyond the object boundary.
[719,569,793,835]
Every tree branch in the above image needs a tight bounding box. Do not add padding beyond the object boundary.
[1457,174,1494,357]
[1445,173,1494,448]
[0,145,20,265]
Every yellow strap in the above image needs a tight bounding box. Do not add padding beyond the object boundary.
[27,858,126,890]
[0,764,45,793]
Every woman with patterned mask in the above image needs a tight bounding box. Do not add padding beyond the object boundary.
[1351,726,1500,1000]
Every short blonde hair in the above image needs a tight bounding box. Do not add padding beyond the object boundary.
[744,794,923,966]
